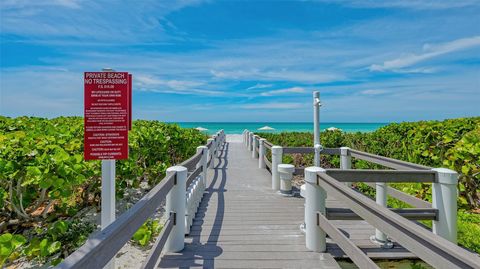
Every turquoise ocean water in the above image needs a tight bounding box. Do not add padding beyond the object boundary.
[175,122,388,134]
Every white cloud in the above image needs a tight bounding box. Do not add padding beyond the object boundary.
[370,36,480,72]
[0,0,208,42]
[246,83,272,90]
[323,0,480,10]
[260,87,306,96]
[360,89,387,95]
[1,0,81,9]
[239,103,304,110]
[135,75,204,90]
[211,69,343,83]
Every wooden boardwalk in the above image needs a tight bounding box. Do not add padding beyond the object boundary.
[159,138,413,268]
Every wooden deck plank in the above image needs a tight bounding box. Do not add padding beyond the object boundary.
[158,139,415,268]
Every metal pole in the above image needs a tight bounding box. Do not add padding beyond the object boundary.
[314,144,322,167]
[432,168,458,243]
[313,91,320,146]
[304,167,327,252]
[165,166,187,252]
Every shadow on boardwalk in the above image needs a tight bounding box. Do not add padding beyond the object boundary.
[158,143,229,268]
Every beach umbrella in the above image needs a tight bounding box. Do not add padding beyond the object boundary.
[326,127,341,131]
[258,126,275,131]
[195,126,208,131]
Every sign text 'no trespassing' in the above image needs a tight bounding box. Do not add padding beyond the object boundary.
[84,72,130,160]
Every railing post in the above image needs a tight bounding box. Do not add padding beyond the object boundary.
[200,146,208,187]
[340,147,352,187]
[244,130,248,145]
[314,144,322,167]
[246,131,250,148]
[371,182,392,248]
[432,168,458,243]
[197,146,207,191]
[278,164,294,196]
[209,135,217,169]
[271,146,283,190]
[185,185,193,235]
[252,135,258,159]
[304,167,327,252]
[259,138,266,169]
[219,130,225,152]
[165,166,187,252]
[249,132,254,151]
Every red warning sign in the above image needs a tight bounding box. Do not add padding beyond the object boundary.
[84,72,129,160]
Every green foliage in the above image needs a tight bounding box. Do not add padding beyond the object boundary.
[0,116,206,221]
[457,210,480,253]
[0,116,207,266]
[256,116,480,253]
[132,219,163,246]
[258,116,480,208]
[0,233,26,266]
[20,219,96,265]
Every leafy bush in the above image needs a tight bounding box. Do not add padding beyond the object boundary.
[132,219,163,246]
[0,116,207,266]
[258,116,480,208]
[257,117,480,253]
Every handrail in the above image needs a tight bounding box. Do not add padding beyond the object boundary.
[364,182,432,208]
[264,155,272,171]
[282,147,340,155]
[186,166,203,188]
[325,207,438,220]
[349,149,431,171]
[264,141,273,149]
[57,173,176,269]
[317,211,380,269]
[58,129,226,269]
[325,169,437,183]
[316,172,480,269]
[179,150,203,171]
[140,214,174,269]
[251,132,435,209]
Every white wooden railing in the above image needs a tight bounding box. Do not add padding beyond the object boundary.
[242,129,480,269]
[56,130,226,269]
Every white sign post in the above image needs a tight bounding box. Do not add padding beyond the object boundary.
[101,68,116,269]
[101,160,115,269]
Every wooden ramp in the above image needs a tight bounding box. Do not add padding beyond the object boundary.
[158,138,413,268]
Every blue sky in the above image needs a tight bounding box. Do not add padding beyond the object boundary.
[0,0,479,122]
